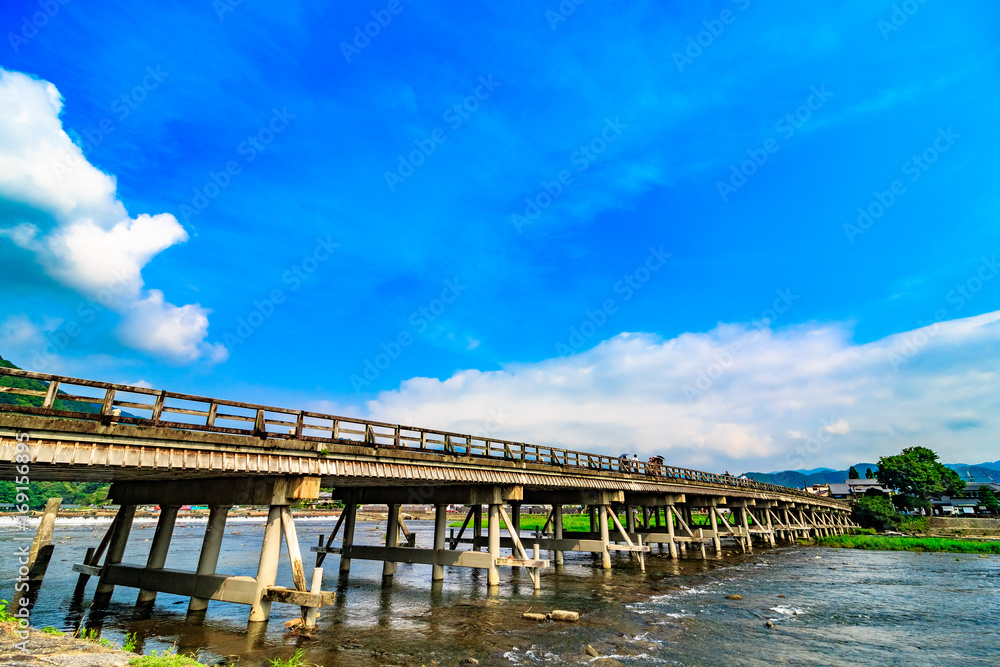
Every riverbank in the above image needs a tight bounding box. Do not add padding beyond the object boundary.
[815,534,1000,553]
[0,625,133,667]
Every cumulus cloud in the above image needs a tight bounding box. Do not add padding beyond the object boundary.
[0,68,222,363]
[355,312,1000,472]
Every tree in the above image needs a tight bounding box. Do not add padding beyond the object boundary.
[849,466,860,479]
[877,446,965,501]
[865,467,875,479]
[852,494,901,531]
[979,486,1000,514]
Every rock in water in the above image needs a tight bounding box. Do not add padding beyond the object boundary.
[551,610,580,622]
[765,620,774,628]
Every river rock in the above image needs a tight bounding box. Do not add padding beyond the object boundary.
[551,610,580,622]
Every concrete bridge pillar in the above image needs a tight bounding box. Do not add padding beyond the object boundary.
[597,503,612,569]
[473,504,483,550]
[137,505,178,607]
[487,503,501,587]
[553,505,564,566]
[188,505,231,613]
[665,503,678,559]
[382,504,400,586]
[93,504,137,607]
[249,505,283,622]
[339,498,358,579]
[708,500,721,552]
[432,504,447,581]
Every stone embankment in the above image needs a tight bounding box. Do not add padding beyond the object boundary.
[928,517,1000,537]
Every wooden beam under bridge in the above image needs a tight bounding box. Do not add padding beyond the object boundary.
[73,476,335,628]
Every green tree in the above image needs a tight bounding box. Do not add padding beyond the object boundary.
[865,467,875,479]
[979,486,1000,514]
[849,466,860,479]
[852,494,901,531]
[877,446,964,501]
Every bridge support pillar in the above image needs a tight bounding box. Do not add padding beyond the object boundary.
[188,505,231,614]
[93,504,137,607]
[740,507,753,552]
[432,504,446,581]
[473,504,483,551]
[137,505,178,607]
[665,503,678,559]
[598,504,612,569]
[382,504,400,586]
[553,505,564,566]
[339,498,358,579]
[708,501,721,552]
[249,505,282,622]
[487,503,501,587]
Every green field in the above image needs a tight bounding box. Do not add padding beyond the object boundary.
[816,534,1000,554]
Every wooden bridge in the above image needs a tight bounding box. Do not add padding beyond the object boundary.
[0,367,854,628]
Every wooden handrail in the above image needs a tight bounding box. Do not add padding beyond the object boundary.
[0,367,834,502]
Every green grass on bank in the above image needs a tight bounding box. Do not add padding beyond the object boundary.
[816,534,1000,554]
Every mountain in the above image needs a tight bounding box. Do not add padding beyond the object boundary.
[749,460,999,487]
[0,355,101,414]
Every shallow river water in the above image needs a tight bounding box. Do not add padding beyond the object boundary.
[2,516,998,666]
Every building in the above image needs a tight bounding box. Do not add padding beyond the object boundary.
[931,481,1000,516]
[827,478,892,500]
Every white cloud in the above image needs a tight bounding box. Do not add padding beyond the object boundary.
[354,312,1000,472]
[0,68,222,363]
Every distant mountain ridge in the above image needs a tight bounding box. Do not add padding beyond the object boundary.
[748,459,1000,487]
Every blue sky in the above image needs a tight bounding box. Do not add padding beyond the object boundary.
[2,1,998,471]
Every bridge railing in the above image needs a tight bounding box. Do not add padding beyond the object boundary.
[0,367,825,501]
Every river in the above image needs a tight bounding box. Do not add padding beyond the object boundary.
[2,516,997,666]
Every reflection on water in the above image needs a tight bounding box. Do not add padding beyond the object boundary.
[2,517,998,665]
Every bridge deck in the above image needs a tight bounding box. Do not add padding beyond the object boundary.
[0,367,846,510]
